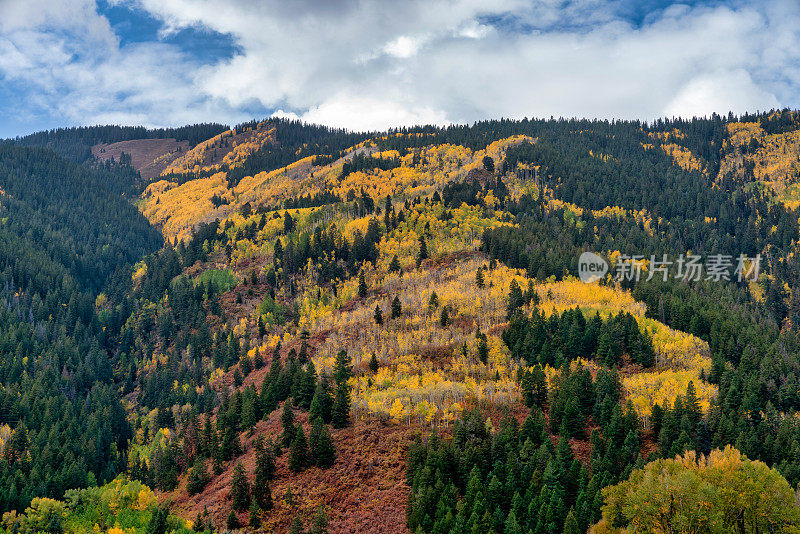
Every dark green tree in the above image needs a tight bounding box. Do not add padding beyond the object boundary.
[289,424,311,472]
[310,418,336,468]
[230,461,251,511]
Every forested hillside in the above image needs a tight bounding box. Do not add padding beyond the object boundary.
[4,111,800,533]
[0,142,163,512]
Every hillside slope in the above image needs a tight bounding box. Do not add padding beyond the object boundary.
[4,113,800,534]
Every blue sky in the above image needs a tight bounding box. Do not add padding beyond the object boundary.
[0,0,798,138]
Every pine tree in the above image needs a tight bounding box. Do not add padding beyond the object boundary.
[226,510,239,530]
[391,295,402,318]
[389,255,401,273]
[249,501,261,528]
[563,507,580,534]
[331,381,351,428]
[311,506,329,534]
[477,336,489,364]
[358,270,367,298]
[374,305,383,326]
[146,506,169,534]
[440,305,449,327]
[289,424,311,472]
[187,459,210,495]
[417,235,429,267]
[281,400,296,447]
[310,379,333,423]
[253,437,275,509]
[507,280,524,317]
[310,417,336,468]
[333,349,352,384]
[368,352,379,373]
[230,461,251,511]
[476,268,485,289]
[561,397,585,439]
[428,291,439,310]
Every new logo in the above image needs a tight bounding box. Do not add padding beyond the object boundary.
[578,252,608,283]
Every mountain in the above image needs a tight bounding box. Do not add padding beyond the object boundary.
[2,112,800,533]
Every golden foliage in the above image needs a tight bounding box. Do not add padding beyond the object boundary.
[140,172,231,241]
[535,279,716,421]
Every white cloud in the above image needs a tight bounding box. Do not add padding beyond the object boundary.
[2,0,800,134]
[286,94,448,132]
[0,0,251,130]
[665,70,781,118]
[383,35,426,59]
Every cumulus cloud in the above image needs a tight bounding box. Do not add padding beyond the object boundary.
[1,0,800,134]
[0,0,250,132]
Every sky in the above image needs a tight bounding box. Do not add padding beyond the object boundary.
[0,0,799,138]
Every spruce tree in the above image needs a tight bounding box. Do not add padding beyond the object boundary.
[389,254,401,273]
[281,400,296,447]
[230,461,251,511]
[310,417,336,468]
[507,279,524,318]
[311,506,329,534]
[391,295,402,318]
[478,336,489,364]
[358,270,368,298]
[249,501,261,528]
[439,305,449,327]
[333,349,352,384]
[374,305,383,326]
[310,379,333,423]
[476,267,485,289]
[417,235,429,267]
[146,506,169,534]
[563,507,580,534]
[226,510,239,530]
[289,424,311,472]
[253,437,275,509]
[186,459,210,495]
[368,352,379,373]
[331,381,351,428]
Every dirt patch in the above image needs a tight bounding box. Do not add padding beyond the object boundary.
[167,407,417,534]
[92,138,189,180]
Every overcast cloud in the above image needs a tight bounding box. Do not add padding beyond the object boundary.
[0,0,798,136]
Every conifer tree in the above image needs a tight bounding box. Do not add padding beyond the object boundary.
[281,399,296,447]
[333,349,352,384]
[226,510,239,530]
[311,506,329,534]
[310,417,336,468]
[358,270,367,298]
[507,279,524,318]
[289,424,311,472]
[187,459,211,495]
[230,461,251,511]
[374,305,383,326]
[476,268,485,289]
[310,379,334,423]
[478,336,489,364]
[253,437,275,509]
[428,291,439,310]
[368,352,379,373]
[417,235,429,267]
[389,254,401,273]
[391,295,402,318]
[331,381,351,428]
[249,501,261,528]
